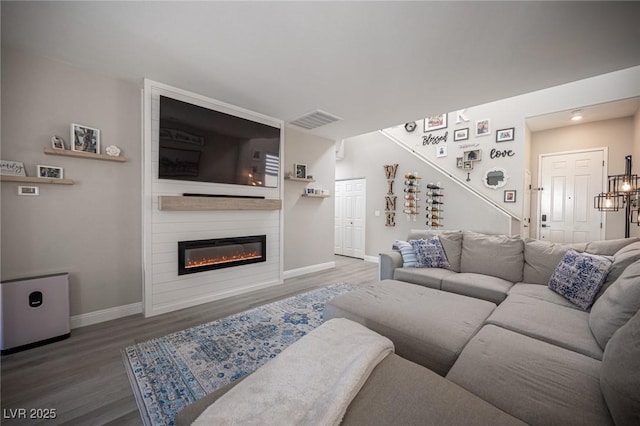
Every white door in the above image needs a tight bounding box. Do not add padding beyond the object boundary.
[539,150,605,243]
[522,169,532,238]
[335,179,366,259]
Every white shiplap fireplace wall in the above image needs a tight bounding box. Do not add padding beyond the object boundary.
[143,80,284,317]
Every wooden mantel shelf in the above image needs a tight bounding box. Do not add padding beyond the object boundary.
[158,196,282,211]
[0,175,74,185]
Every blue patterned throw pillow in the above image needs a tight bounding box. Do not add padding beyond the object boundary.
[393,240,417,268]
[410,237,451,269]
[548,249,612,310]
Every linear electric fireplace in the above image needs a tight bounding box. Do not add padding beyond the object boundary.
[178,235,266,275]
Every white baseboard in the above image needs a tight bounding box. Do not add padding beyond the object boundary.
[364,255,379,263]
[70,302,143,329]
[283,261,336,280]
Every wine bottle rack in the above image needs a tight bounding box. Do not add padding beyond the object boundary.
[425,182,444,229]
[403,172,420,222]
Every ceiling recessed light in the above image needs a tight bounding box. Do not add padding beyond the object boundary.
[570,110,583,121]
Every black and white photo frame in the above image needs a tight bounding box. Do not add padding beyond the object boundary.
[453,128,469,141]
[294,163,307,179]
[71,123,100,154]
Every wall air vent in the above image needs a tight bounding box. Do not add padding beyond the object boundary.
[288,110,342,130]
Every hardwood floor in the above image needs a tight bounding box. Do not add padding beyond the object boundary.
[0,256,377,425]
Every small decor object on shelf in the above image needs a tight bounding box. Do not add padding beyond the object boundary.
[37,165,63,179]
[403,172,420,221]
[425,182,443,229]
[0,160,27,176]
[504,190,517,203]
[424,114,448,132]
[384,164,399,227]
[51,136,66,150]
[294,163,307,179]
[496,127,515,142]
[105,145,121,157]
[475,119,490,137]
[71,123,100,154]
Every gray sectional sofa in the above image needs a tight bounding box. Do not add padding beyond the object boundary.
[324,230,640,425]
[177,230,640,425]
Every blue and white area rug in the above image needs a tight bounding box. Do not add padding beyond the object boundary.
[122,283,357,426]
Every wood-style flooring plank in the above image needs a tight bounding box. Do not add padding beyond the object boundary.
[0,255,377,425]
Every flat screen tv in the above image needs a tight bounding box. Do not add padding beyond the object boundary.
[158,96,281,187]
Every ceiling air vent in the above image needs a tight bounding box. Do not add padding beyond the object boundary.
[288,110,342,130]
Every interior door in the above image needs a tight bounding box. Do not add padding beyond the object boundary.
[539,150,605,243]
[522,169,532,238]
[335,179,366,259]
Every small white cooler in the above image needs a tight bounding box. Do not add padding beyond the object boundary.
[1,273,70,355]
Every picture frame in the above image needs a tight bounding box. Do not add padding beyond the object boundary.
[424,114,448,132]
[294,163,307,179]
[37,165,63,179]
[71,123,100,154]
[453,128,469,141]
[436,145,448,158]
[463,161,474,170]
[51,135,66,150]
[475,119,490,137]
[456,157,463,168]
[496,127,515,142]
[504,190,517,203]
[18,186,39,196]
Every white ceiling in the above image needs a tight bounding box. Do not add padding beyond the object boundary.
[2,1,640,140]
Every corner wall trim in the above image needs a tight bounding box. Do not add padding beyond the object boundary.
[283,261,336,280]
[364,255,379,263]
[70,302,143,329]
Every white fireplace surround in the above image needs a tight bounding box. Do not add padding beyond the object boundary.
[142,79,285,317]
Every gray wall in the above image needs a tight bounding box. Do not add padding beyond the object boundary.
[1,48,142,316]
[283,127,336,271]
[336,131,511,259]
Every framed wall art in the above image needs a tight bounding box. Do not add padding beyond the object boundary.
[424,114,448,132]
[504,190,517,203]
[71,123,100,154]
[294,163,307,179]
[475,119,490,137]
[496,127,515,142]
[37,165,64,179]
[453,128,469,141]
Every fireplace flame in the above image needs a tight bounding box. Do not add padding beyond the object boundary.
[186,251,261,268]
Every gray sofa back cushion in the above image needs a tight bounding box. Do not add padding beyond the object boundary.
[585,237,640,256]
[596,241,640,300]
[408,229,463,272]
[600,310,640,426]
[523,239,587,285]
[461,231,524,283]
[589,259,640,349]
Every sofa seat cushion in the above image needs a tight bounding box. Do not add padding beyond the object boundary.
[393,267,457,290]
[589,258,640,350]
[486,294,603,359]
[508,283,580,309]
[441,273,514,304]
[447,325,613,426]
[461,231,524,282]
[323,279,496,376]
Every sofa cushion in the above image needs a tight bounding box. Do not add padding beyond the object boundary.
[407,229,463,272]
[410,237,450,269]
[441,273,513,305]
[523,238,587,285]
[393,240,417,267]
[585,237,639,256]
[589,259,640,349]
[447,325,613,426]
[393,267,456,290]
[461,231,523,282]
[485,294,603,359]
[323,280,496,376]
[548,249,612,310]
[600,310,640,426]
[596,241,640,300]
[508,283,581,309]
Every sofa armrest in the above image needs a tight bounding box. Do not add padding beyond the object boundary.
[379,250,403,281]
